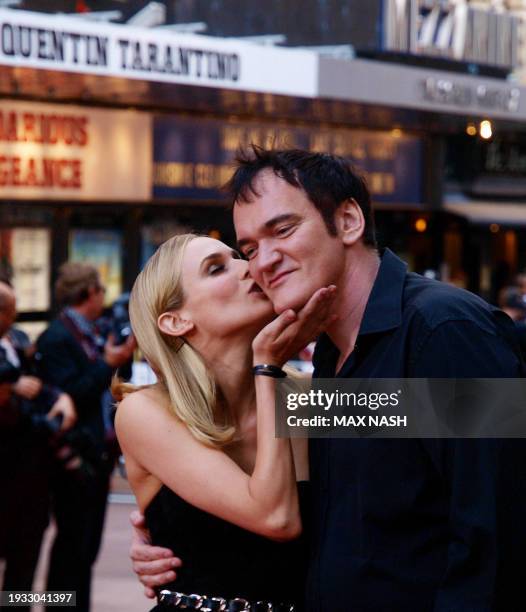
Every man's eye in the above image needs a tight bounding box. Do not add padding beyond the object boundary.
[243,248,257,260]
[276,225,293,236]
[208,263,225,275]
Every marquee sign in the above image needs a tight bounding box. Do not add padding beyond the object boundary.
[0,8,318,98]
[153,115,424,205]
[0,99,151,200]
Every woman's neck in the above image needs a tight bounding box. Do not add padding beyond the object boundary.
[201,339,257,425]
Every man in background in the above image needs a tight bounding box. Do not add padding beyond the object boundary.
[0,281,76,607]
[37,263,135,612]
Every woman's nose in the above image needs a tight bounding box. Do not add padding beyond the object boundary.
[238,260,251,279]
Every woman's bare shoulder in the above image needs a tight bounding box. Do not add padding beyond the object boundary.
[118,383,168,411]
[115,383,181,435]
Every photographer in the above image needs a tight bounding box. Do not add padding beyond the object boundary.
[36,263,135,612]
[96,292,133,382]
[0,281,76,604]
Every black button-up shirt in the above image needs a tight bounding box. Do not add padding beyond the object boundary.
[307,249,525,612]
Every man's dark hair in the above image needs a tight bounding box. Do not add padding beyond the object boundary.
[224,146,377,247]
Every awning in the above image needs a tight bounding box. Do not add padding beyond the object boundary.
[444,198,526,226]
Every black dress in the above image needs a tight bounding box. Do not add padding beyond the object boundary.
[145,481,309,610]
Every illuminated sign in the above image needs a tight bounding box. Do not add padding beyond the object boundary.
[0,99,151,200]
[0,9,318,98]
[153,116,424,205]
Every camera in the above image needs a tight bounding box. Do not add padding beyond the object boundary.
[96,292,133,380]
[97,292,131,346]
[20,395,101,480]
[25,407,63,437]
[111,292,132,346]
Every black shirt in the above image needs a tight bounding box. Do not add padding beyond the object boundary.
[307,249,526,612]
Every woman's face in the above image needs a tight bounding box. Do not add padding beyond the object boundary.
[176,237,274,339]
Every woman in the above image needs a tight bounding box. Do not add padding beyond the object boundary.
[114,234,336,611]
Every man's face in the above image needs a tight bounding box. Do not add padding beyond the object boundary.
[234,170,346,314]
[85,283,106,321]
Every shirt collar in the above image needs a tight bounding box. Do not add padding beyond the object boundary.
[313,248,407,373]
[358,247,407,336]
[64,307,95,338]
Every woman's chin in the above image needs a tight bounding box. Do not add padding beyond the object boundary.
[248,306,276,330]
[217,303,275,338]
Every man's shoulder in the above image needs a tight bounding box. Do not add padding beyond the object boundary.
[402,274,499,334]
[37,317,74,345]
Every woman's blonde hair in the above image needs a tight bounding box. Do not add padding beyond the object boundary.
[115,234,235,447]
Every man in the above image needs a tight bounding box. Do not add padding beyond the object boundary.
[131,148,525,611]
[0,281,76,604]
[37,263,135,612]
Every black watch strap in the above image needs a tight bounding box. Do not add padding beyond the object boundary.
[252,364,287,378]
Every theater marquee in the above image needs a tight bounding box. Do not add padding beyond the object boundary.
[0,99,151,200]
[0,8,318,98]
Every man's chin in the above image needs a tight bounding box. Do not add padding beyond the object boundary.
[271,293,308,315]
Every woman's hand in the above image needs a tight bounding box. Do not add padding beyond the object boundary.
[252,285,338,367]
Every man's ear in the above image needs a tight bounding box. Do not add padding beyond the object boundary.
[336,198,365,246]
[157,311,194,337]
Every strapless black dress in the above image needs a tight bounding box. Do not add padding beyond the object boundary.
[145,481,309,610]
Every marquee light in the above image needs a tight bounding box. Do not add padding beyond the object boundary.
[479,120,493,140]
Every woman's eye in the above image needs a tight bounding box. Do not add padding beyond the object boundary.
[208,263,225,275]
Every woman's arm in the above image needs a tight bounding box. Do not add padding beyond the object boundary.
[116,381,300,542]
[248,372,300,539]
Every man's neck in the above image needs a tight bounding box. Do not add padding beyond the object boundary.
[327,246,381,372]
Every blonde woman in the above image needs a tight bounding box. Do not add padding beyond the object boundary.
[114,234,336,612]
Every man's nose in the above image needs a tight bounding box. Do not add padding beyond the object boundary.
[255,243,282,276]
